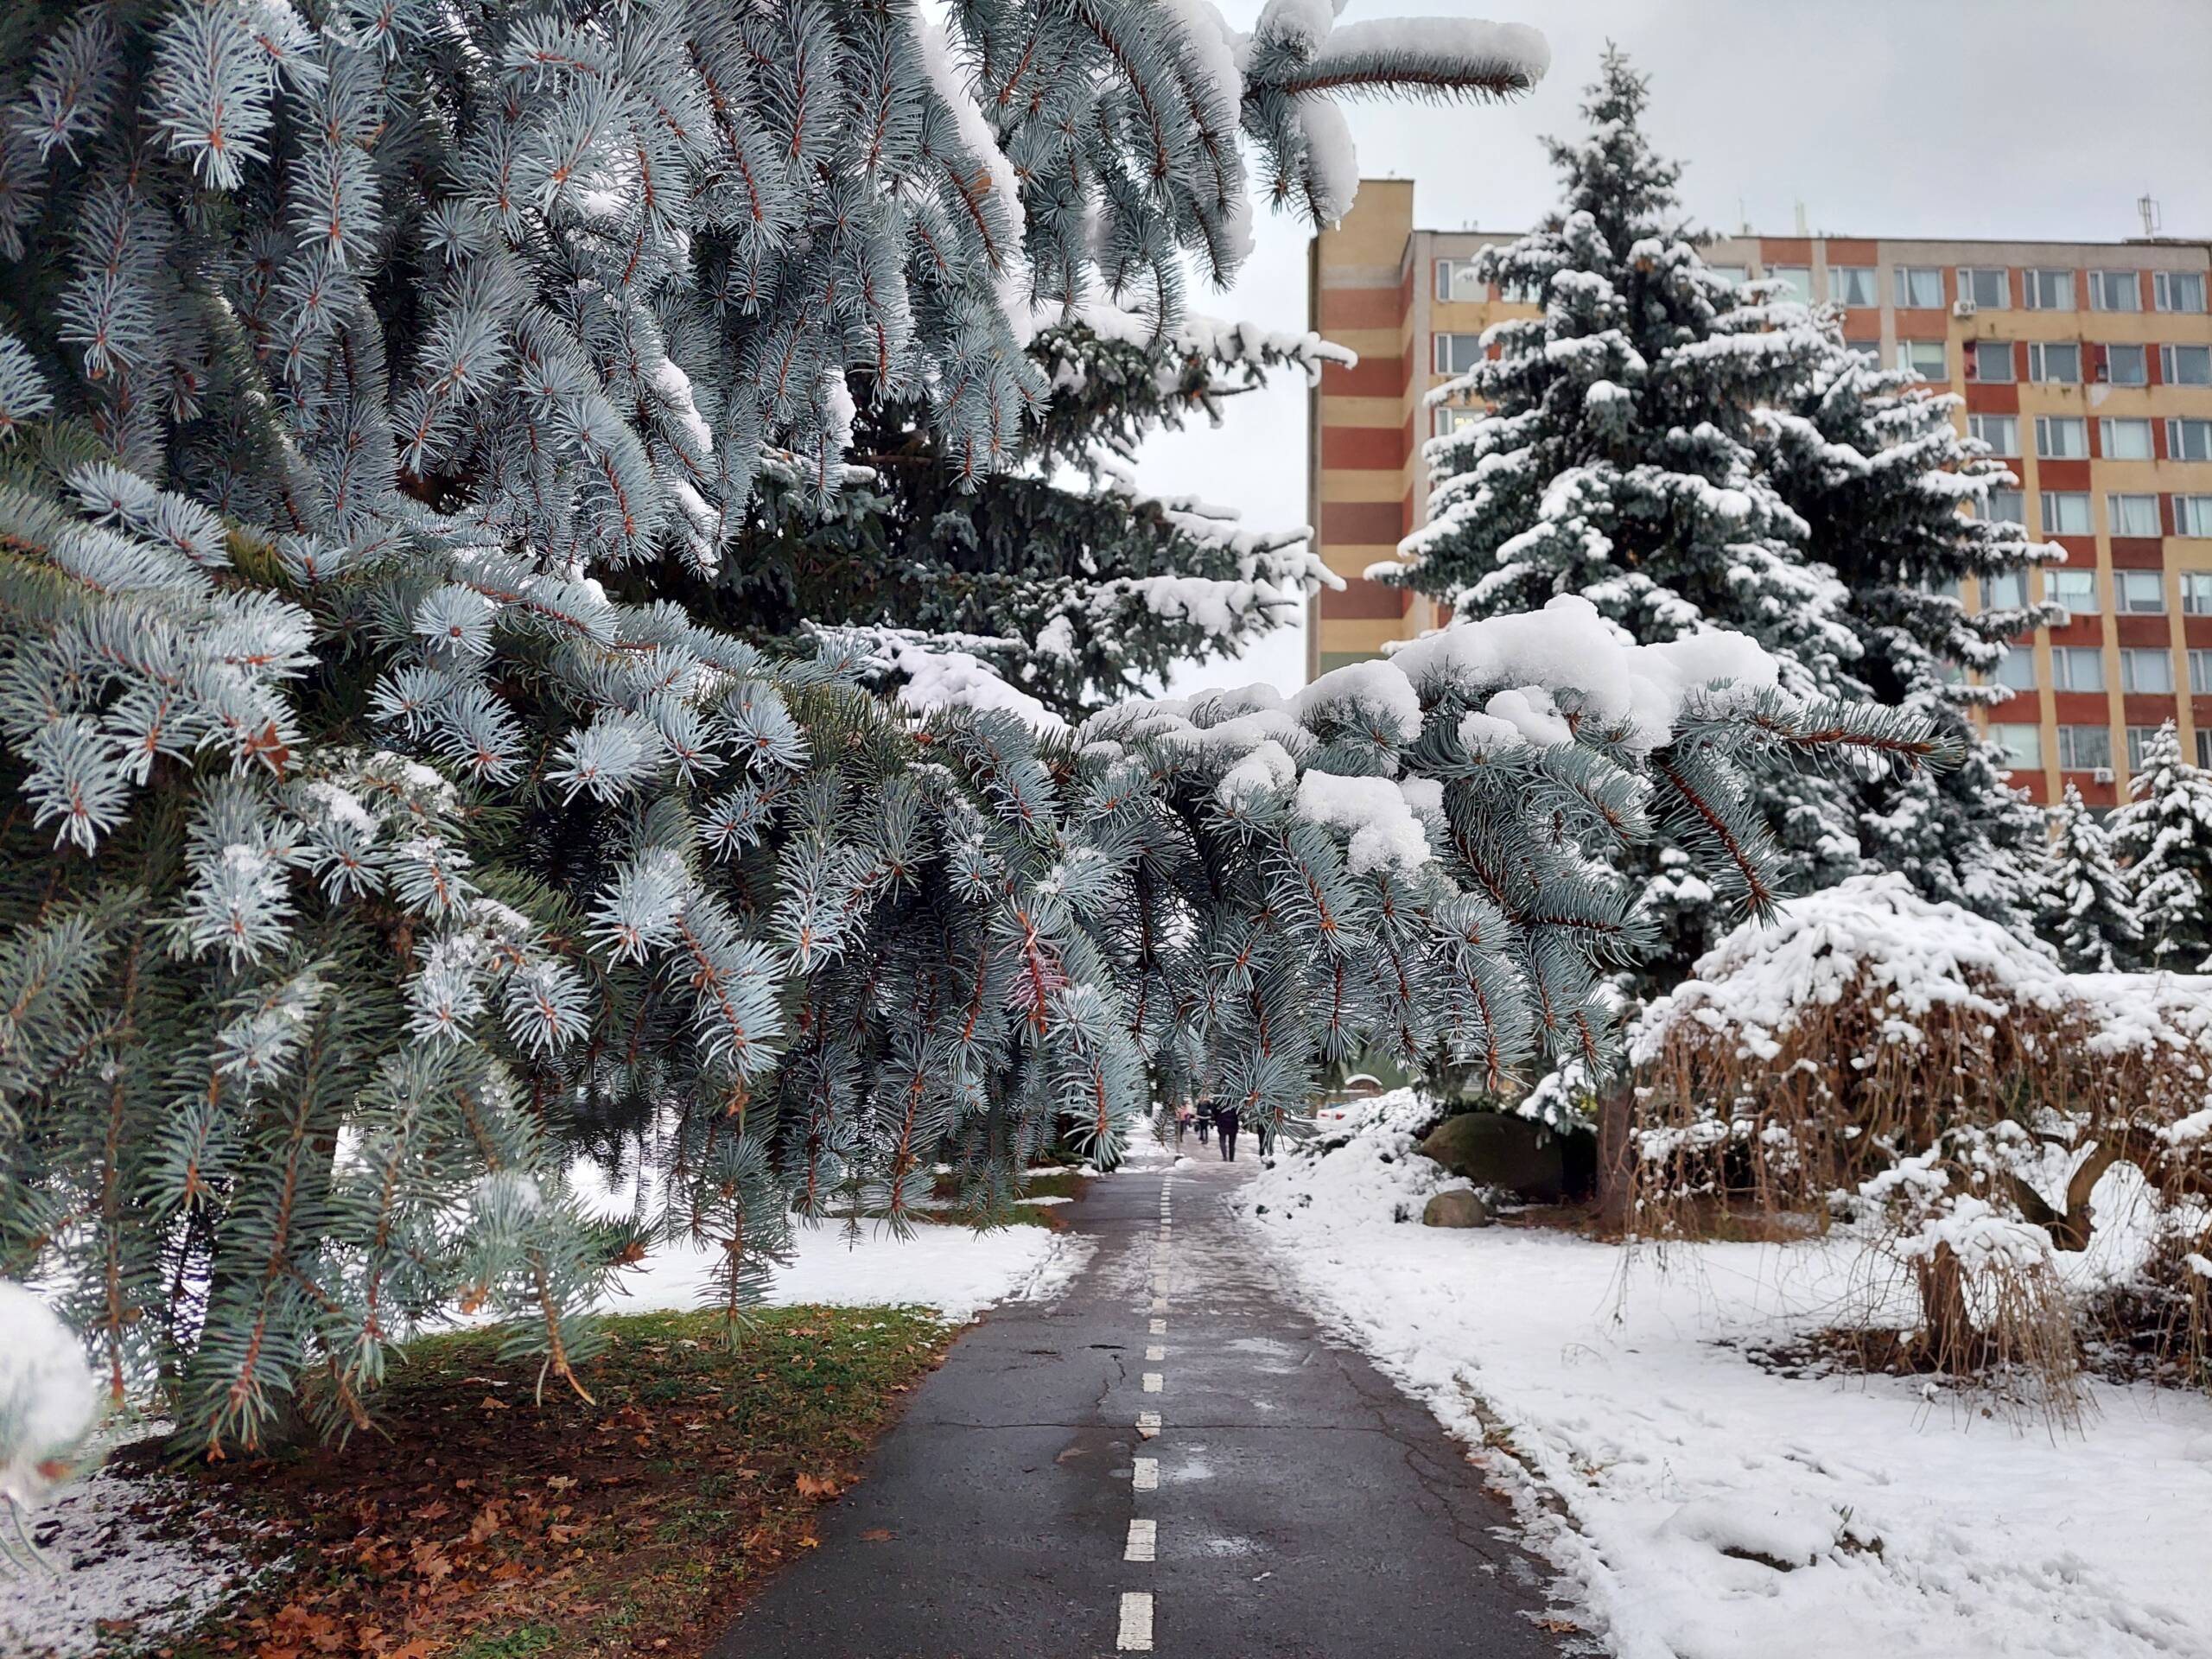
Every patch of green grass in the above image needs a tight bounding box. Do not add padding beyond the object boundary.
[452,1625,558,1659]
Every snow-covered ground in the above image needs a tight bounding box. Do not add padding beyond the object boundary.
[1244,1092,2212,1659]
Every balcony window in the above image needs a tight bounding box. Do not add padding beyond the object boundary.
[1986,488,2026,524]
[1436,258,1485,302]
[1896,339,1947,380]
[2027,341,2082,383]
[2100,417,2154,461]
[1763,265,1811,302]
[2040,492,2092,535]
[2202,731,2212,769]
[2177,499,2212,540]
[1968,340,2015,382]
[1707,264,1748,287]
[2160,344,2212,386]
[1992,645,2037,690]
[2154,270,2209,313]
[2051,646,2105,692]
[2117,570,2167,614]
[2107,493,2161,537]
[1433,404,1483,437]
[2057,724,2113,771]
[2127,727,2164,772]
[2190,647,2212,694]
[1968,414,2018,455]
[2105,344,2148,385]
[1894,266,1944,308]
[2050,568,2099,615]
[2170,418,2212,461]
[1992,724,2043,768]
[2121,648,2175,695]
[2088,270,2143,311]
[1845,338,1880,365]
[2035,416,2088,459]
[1982,569,2029,611]
[2184,571,2212,614]
[1831,266,1878,307]
[2024,269,2077,310]
[1957,267,2008,309]
[1433,333,1483,374]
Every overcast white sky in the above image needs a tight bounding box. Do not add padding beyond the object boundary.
[1149,0,2212,698]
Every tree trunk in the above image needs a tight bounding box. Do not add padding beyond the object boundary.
[1912,1242,1984,1371]
[1594,1083,1635,1237]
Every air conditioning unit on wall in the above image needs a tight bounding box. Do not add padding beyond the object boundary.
[1952,299,1978,319]
[2093,766,2115,784]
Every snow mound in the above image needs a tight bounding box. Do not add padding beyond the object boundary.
[1,1282,99,1516]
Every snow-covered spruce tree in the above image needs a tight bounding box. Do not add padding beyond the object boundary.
[2035,783,2142,972]
[680,313,1351,721]
[2111,723,2212,971]
[1761,341,2056,931]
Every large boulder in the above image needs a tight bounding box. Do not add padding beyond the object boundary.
[1417,1112,1592,1203]
[1421,1189,1493,1228]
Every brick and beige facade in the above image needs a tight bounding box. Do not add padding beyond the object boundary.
[1308,181,2212,806]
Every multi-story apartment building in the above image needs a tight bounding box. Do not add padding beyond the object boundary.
[1308,180,2212,806]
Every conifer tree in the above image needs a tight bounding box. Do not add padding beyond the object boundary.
[2036,783,2141,972]
[2112,724,2212,971]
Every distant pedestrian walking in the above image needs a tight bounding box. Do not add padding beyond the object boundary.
[1256,1116,1276,1158]
[1195,1105,1209,1146]
[1215,1103,1239,1161]
[1174,1102,1192,1147]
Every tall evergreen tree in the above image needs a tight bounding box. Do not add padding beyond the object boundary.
[2112,723,2212,970]
[2035,783,2141,972]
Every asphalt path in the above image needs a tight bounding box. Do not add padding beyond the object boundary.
[713,1142,1573,1658]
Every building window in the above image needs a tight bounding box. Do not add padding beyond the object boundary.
[2051,646,2105,692]
[2170,418,2212,461]
[2105,343,2148,385]
[2154,270,2209,313]
[1897,339,1946,380]
[1433,404,1483,437]
[2201,731,2212,769]
[1993,645,2037,690]
[2035,416,2088,459]
[1982,569,2028,611]
[2040,492,2093,535]
[1763,265,1811,302]
[2160,344,2212,386]
[2024,269,2077,310]
[2190,648,2212,695]
[2108,493,2161,537]
[1894,266,1944,308]
[2050,568,2099,614]
[2027,341,2082,383]
[2116,569,2167,614]
[2183,572,2212,614]
[1986,487,2026,524]
[1831,265,1878,307]
[2178,499,2212,540]
[2127,727,2165,772]
[1968,414,2018,454]
[2121,649,2175,695]
[2100,417,2155,461]
[1991,723,2043,769]
[2088,270,2143,311]
[1436,258,1485,302]
[1433,333,1483,374]
[2057,724,2113,771]
[1707,264,1748,287]
[1845,338,1880,365]
[1968,340,2015,382]
[1957,266,2008,309]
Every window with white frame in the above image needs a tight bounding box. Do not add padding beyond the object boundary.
[1896,339,1946,379]
[2170,419,2212,461]
[1957,266,2007,308]
[1499,276,1544,303]
[2178,499,2212,539]
[2024,268,2076,309]
[1986,487,2026,524]
[1894,266,1944,308]
[2096,342,2150,385]
[2160,344,2212,386]
[1433,404,1483,437]
[1435,258,1485,302]
[1433,333,1483,374]
[2200,731,2212,768]
[1845,338,1880,365]
[2183,572,2212,613]
[1830,265,1878,307]
[1968,414,2018,454]
[1969,340,2015,382]
[1982,569,2029,610]
[1993,645,2037,690]
[1707,264,1748,287]
[2088,270,2144,311]
[2040,491,2093,534]
[2121,648,2175,694]
[2116,569,2167,613]
[2127,726,2164,772]
[2027,341,2082,383]
[2154,270,2209,313]
[2050,568,2099,614]
[1991,723,2043,769]
[2191,648,2212,695]
[2051,646,2105,691]
[2108,493,2161,537]
[1763,265,1811,302]
[2036,416,2088,459]
[2057,725,2113,771]
[2100,417,2155,460]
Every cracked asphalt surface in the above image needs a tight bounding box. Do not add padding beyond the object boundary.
[712,1148,1569,1658]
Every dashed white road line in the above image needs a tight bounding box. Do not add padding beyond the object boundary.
[1117,1590,1154,1650]
[1148,1318,1166,1334]
[1141,1371,1163,1392]
[1133,1456,1159,1491]
[1125,1518,1157,1562]
[1137,1409,1160,1437]
[1145,1344,1165,1362]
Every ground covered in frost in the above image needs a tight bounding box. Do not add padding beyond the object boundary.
[1242,1090,2212,1659]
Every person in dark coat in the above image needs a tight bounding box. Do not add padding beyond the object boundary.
[1214,1102,1239,1161]
[1255,1114,1276,1158]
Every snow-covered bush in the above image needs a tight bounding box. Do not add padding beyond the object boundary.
[0,1281,99,1543]
[1630,874,2212,1390]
